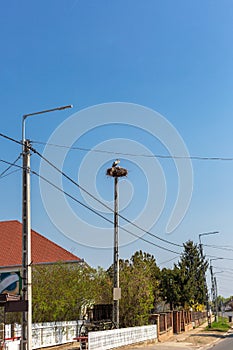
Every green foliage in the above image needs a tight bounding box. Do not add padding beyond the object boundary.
[13,243,210,325]
[90,267,112,304]
[1,245,232,328]
[176,240,208,309]
[160,266,181,310]
[32,262,110,323]
[206,316,231,332]
[159,241,209,311]
[118,251,160,327]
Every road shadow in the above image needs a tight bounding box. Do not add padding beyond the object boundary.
[191,330,233,340]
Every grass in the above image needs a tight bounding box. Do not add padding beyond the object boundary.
[206,316,231,332]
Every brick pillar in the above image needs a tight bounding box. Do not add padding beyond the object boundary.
[149,314,160,341]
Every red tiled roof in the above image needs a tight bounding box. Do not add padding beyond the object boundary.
[0,220,81,267]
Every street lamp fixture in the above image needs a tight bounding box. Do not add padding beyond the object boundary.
[21,104,73,350]
[198,231,219,257]
[22,105,73,141]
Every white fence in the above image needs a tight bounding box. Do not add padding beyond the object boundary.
[2,321,81,350]
[2,322,157,350]
[4,340,20,350]
[32,321,80,348]
[88,325,157,350]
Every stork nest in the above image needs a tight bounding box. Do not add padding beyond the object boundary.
[106,167,128,177]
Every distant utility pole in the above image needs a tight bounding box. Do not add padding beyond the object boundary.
[214,277,218,323]
[209,258,223,323]
[106,160,127,328]
[198,231,218,328]
[210,262,216,307]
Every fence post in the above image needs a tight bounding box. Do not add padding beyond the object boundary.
[165,313,167,333]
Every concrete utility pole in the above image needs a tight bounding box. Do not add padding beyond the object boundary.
[214,277,218,322]
[210,263,216,306]
[21,139,32,350]
[199,231,219,257]
[106,160,127,328]
[209,259,223,323]
[113,175,119,326]
[198,231,219,328]
[21,105,72,350]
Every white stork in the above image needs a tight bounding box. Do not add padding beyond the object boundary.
[112,159,120,167]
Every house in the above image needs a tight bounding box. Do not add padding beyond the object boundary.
[0,220,83,294]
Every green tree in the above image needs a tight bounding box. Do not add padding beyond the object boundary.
[91,267,112,304]
[160,266,181,310]
[176,240,208,309]
[118,251,159,327]
[32,262,97,322]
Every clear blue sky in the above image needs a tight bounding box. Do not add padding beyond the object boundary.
[1,0,233,298]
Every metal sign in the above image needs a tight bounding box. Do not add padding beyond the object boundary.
[0,271,21,295]
[5,300,28,312]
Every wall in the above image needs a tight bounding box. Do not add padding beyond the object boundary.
[88,325,157,350]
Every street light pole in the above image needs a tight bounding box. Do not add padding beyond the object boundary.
[106,160,128,328]
[209,258,223,322]
[214,276,218,322]
[198,231,219,257]
[213,273,224,322]
[21,104,72,350]
[21,139,31,350]
[198,231,219,328]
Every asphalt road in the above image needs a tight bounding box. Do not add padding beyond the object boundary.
[123,321,233,350]
[207,332,233,350]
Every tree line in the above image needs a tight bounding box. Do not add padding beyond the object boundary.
[3,240,211,326]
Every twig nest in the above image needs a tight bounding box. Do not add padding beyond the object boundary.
[106,167,128,177]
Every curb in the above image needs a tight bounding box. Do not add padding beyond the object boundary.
[199,328,233,350]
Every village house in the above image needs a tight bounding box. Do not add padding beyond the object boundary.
[0,220,83,294]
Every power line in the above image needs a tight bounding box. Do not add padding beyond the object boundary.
[31,146,183,248]
[214,275,233,281]
[0,133,183,248]
[204,244,233,252]
[207,255,233,261]
[0,154,22,178]
[0,133,23,146]
[0,156,180,254]
[212,266,233,272]
[0,159,22,170]
[32,140,233,161]
[158,256,180,266]
[31,168,180,254]
[0,168,21,179]
[2,132,233,161]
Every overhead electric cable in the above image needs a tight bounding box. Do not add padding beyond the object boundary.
[158,256,180,266]
[0,156,180,254]
[0,134,200,248]
[0,154,22,178]
[31,146,182,248]
[207,255,233,261]
[31,168,180,254]
[204,244,233,252]
[0,133,183,249]
[32,140,233,161]
[0,133,23,146]
[0,159,22,169]
[0,168,21,179]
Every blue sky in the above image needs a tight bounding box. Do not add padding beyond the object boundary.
[1,1,233,297]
